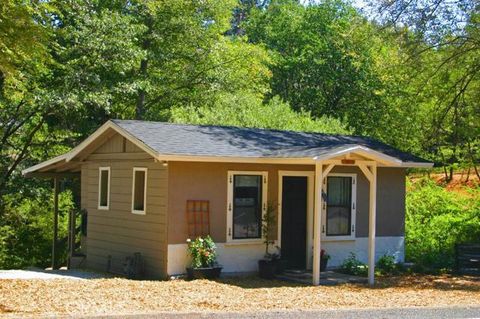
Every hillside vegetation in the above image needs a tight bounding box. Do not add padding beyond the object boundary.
[406,175,480,270]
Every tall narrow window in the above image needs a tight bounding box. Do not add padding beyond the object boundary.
[98,167,110,210]
[132,168,147,215]
[326,175,354,236]
[227,171,267,242]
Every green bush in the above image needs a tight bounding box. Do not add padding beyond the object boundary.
[405,178,480,271]
[340,253,368,276]
[376,254,397,275]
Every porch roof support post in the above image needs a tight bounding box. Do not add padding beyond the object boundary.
[313,162,323,285]
[367,163,377,286]
[52,177,60,270]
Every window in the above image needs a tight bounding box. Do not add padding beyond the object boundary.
[227,171,267,242]
[132,168,147,214]
[323,173,356,240]
[98,167,110,210]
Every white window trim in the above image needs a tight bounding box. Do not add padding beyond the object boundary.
[321,173,357,241]
[98,167,111,210]
[132,167,147,215]
[227,171,268,244]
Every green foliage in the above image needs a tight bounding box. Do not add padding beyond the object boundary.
[171,93,351,134]
[262,202,278,259]
[376,254,397,275]
[0,0,52,86]
[245,0,391,136]
[405,178,480,270]
[340,252,368,276]
[186,236,218,268]
[0,187,73,269]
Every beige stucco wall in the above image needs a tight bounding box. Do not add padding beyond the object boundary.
[167,162,406,245]
[80,135,168,279]
[167,162,313,244]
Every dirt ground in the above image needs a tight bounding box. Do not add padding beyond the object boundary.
[0,274,479,317]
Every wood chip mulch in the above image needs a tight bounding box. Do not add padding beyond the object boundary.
[0,274,479,317]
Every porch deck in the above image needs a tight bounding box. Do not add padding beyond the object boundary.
[277,270,367,285]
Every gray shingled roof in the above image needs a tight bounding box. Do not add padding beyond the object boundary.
[112,120,429,164]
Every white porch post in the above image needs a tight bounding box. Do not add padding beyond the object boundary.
[313,162,323,285]
[368,164,377,285]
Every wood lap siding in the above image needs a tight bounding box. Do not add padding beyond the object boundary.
[80,135,168,279]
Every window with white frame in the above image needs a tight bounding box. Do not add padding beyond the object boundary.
[132,167,147,215]
[323,173,356,239]
[98,167,110,210]
[227,171,267,242]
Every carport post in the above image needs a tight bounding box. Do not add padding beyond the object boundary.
[367,164,377,286]
[52,177,59,270]
[312,162,323,285]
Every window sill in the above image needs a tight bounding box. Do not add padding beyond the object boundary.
[132,210,146,215]
[321,236,355,242]
[224,240,264,246]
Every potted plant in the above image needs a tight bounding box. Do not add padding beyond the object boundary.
[186,236,222,280]
[258,202,279,279]
[320,249,331,272]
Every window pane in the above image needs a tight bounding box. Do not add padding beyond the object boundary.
[99,169,109,207]
[133,170,146,211]
[233,175,262,239]
[326,176,352,236]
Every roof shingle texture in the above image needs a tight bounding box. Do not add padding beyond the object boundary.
[112,120,429,163]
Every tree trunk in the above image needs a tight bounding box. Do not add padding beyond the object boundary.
[474,165,480,180]
[135,14,152,120]
[443,165,449,182]
[135,59,148,120]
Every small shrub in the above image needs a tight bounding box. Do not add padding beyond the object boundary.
[340,253,368,276]
[376,254,397,275]
[186,236,217,268]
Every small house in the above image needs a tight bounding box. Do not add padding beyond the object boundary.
[23,120,433,285]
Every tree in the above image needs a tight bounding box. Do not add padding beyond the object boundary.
[367,0,480,178]
[245,0,392,136]
[0,0,54,200]
[171,92,350,134]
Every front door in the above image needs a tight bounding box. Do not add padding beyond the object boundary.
[281,176,308,269]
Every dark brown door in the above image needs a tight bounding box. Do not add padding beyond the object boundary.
[281,176,308,269]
